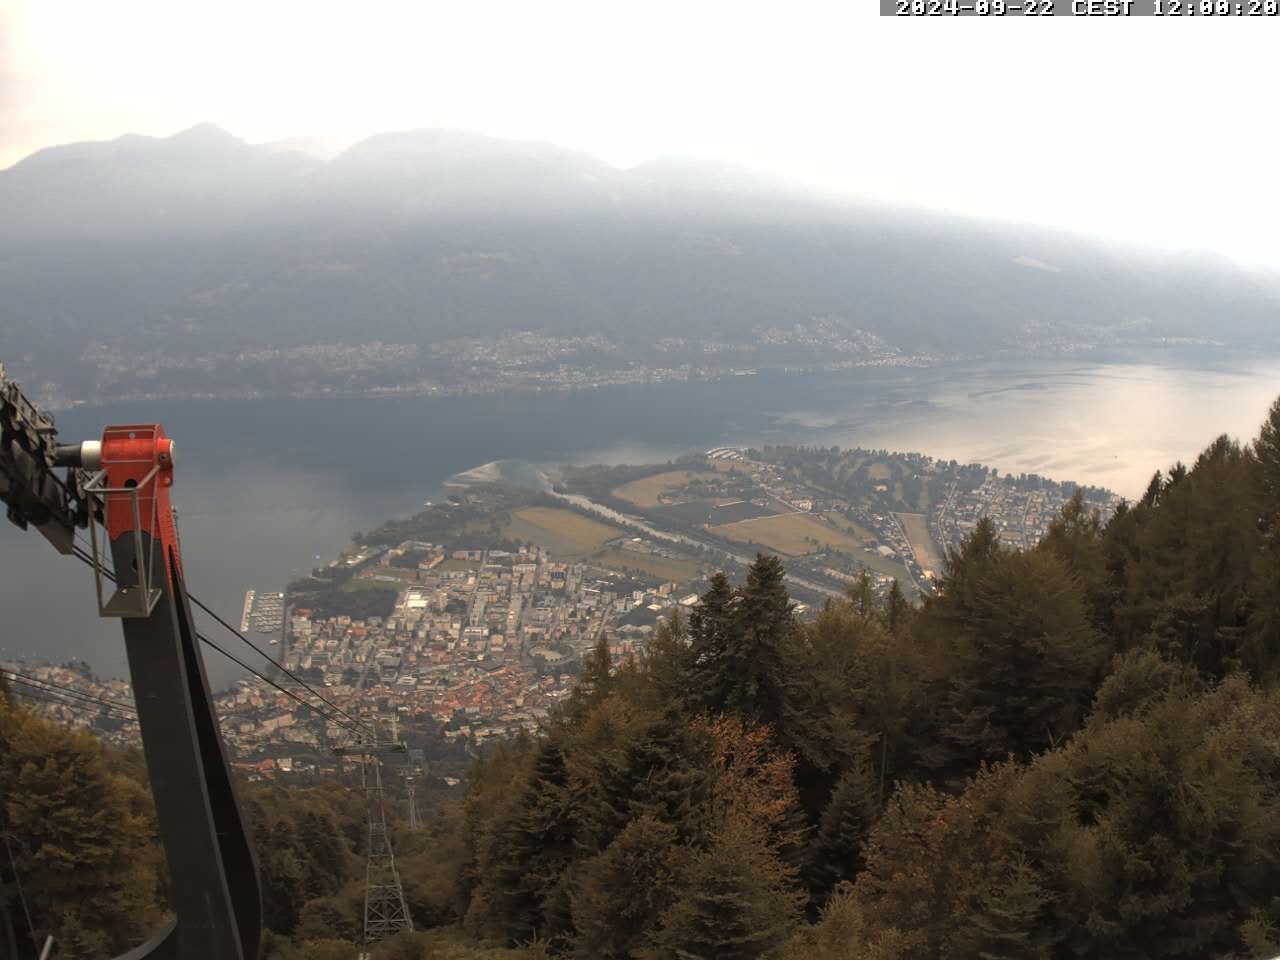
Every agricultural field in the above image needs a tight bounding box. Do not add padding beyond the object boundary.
[612,470,721,508]
[710,512,866,557]
[503,507,623,558]
[707,500,776,524]
[895,512,945,576]
[588,547,702,585]
[823,511,878,542]
[650,499,723,525]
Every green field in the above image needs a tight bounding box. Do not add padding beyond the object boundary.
[612,470,720,508]
[340,577,407,593]
[824,511,877,542]
[503,507,623,558]
[436,557,478,573]
[711,512,866,557]
[589,547,702,584]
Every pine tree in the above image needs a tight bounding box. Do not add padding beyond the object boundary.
[570,816,683,959]
[687,573,736,713]
[954,856,1049,960]
[1246,396,1280,683]
[1257,396,1280,505]
[640,608,690,709]
[1038,489,1111,630]
[885,580,910,636]
[1118,436,1262,678]
[571,709,710,853]
[846,572,877,620]
[566,634,615,722]
[807,754,880,902]
[468,740,577,944]
[650,816,803,960]
[939,549,1106,776]
[723,554,794,728]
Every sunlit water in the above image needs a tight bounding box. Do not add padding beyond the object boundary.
[2,351,1276,687]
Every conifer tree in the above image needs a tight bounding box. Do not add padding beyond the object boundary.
[1257,396,1280,505]
[468,740,577,944]
[1246,396,1280,682]
[566,634,615,722]
[640,608,690,709]
[1039,489,1110,630]
[1119,436,1262,678]
[570,815,683,959]
[807,752,880,902]
[846,571,877,620]
[570,708,710,853]
[687,572,736,713]
[885,580,910,636]
[649,816,803,960]
[952,856,1049,960]
[940,549,1105,773]
[723,553,794,727]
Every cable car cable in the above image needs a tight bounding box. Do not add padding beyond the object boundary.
[186,593,373,736]
[0,669,137,713]
[71,537,374,738]
[2,676,138,719]
[65,545,367,738]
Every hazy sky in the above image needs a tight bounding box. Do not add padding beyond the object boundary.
[2,0,1278,264]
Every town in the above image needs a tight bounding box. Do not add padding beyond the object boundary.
[1,538,706,783]
[3,444,1119,784]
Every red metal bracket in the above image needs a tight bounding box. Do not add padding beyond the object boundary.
[84,424,182,617]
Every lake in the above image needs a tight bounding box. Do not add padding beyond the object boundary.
[2,350,1277,687]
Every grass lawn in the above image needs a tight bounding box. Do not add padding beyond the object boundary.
[589,547,702,584]
[612,470,720,508]
[824,511,877,542]
[503,507,624,558]
[711,512,866,557]
[436,557,477,573]
[895,512,945,576]
[339,577,407,592]
[849,548,914,580]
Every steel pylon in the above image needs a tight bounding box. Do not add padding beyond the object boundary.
[354,746,412,947]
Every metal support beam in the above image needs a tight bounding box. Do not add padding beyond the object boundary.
[111,531,261,960]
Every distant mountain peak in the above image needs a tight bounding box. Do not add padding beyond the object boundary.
[157,123,254,159]
[333,127,610,169]
[166,122,242,146]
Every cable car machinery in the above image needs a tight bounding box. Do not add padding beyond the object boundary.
[1,362,264,959]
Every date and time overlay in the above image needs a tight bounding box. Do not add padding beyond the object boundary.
[885,0,1276,14]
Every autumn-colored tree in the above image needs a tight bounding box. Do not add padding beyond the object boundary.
[0,696,167,958]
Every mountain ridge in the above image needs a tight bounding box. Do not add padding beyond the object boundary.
[2,124,1278,404]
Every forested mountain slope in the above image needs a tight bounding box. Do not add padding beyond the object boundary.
[4,126,1278,403]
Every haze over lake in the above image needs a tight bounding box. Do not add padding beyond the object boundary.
[2,352,1277,687]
